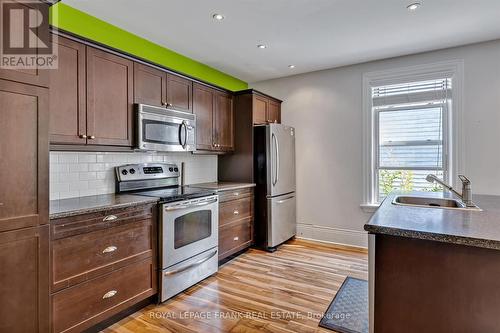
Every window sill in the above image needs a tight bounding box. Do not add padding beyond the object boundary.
[360,203,380,213]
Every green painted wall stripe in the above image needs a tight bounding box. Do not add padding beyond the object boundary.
[49,3,248,91]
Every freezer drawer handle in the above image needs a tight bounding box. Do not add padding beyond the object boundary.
[164,250,217,276]
[277,195,295,204]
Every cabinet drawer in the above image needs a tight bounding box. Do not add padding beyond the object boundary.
[219,197,253,227]
[52,258,156,333]
[51,219,154,292]
[219,219,252,260]
[50,204,154,240]
[218,187,253,203]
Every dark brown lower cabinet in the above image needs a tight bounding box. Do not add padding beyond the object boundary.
[218,188,254,261]
[50,204,157,333]
[0,226,49,333]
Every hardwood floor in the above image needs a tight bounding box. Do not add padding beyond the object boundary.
[102,239,368,333]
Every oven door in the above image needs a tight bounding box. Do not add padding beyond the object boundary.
[161,195,218,268]
[137,104,196,152]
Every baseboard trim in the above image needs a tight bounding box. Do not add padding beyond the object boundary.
[296,223,368,248]
[294,237,368,253]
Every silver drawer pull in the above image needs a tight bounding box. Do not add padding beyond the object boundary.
[233,192,239,196]
[102,246,117,254]
[233,236,239,241]
[233,210,239,215]
[103,215,118,222]
[102,290,117,299]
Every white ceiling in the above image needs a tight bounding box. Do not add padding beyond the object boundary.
[62,0,500,83]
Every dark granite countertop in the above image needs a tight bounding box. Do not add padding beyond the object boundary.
[50,193,159,219]
[188,182,256,192]
[364,192,500,250]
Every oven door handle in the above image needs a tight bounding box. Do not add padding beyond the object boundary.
[164,198,217,211]
[164,249,217,276]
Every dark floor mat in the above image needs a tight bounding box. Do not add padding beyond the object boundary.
[319,277,368,333]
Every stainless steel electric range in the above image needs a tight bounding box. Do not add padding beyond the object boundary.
[116,163,218,302]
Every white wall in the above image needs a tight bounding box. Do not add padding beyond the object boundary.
[50,152,217,200]
[252,39,500,248]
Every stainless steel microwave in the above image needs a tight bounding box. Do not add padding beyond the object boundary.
[136,104,196,152]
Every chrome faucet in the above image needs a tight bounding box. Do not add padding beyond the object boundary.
[426,174,474,207]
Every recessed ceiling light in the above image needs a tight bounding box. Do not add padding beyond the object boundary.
[257,44,267,49]
[407,2,421,11]
[212,13,225,21]
[288,65,295,69]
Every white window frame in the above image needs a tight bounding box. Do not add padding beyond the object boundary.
[361,60,464,211]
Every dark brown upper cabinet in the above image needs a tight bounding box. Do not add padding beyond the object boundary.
[193,83,234,152]
[49,37,87,145]
[86,47,134,147]
[214,91,234,151]
[133,62,166,107]
[253,95,268,125]
[193,83,215,150]
[166,74,193,112]
[236,90,282,125]
[0,1,49,88]
[134,63,193,112]
[0,79,48,233]
[267,100,281,124]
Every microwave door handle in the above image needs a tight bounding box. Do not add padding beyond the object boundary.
[179,121,188,149]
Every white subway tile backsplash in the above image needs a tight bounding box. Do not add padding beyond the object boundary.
[50,152,217,200]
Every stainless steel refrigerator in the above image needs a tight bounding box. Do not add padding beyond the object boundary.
[254,124,296,251]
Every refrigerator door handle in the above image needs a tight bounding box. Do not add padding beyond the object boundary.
[272,132,279,186]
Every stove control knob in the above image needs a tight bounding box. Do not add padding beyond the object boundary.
[174,167,179,172]
[169,167,174,172]
[121,169,128,175]
[129,169,135,174]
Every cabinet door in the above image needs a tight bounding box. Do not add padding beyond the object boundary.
[86,47,134,147]
[253,95,268,125]
[49,37,87,144]
[0,1,49,87]
[214,91,234,151]
[193,83,215,150]
[267,100,281,124]
[167,74,193,112]
[0,79,48,232]
[0,226,49,333]
[133,62,166,107]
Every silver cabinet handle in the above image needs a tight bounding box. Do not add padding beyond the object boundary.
[233,192,239,197]
[79,134,87,139]
[164,250,217,276]
[88,135,96,140]
[103,215,118,222]
[233,236,239,241]
[102,290,117,299]
[102,246,117,254]
[233,210,239,215]
[164,198,217,211]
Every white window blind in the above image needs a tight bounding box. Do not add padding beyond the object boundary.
[372,77,451,201]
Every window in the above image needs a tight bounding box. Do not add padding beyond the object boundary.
[362,62,464,207]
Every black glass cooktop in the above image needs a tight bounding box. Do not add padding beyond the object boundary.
[134,186,216,203]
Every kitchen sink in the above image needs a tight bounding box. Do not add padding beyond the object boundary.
[392,195,482,211]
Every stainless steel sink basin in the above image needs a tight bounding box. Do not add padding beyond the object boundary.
[392,195,482,211]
